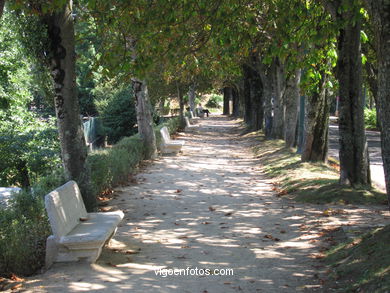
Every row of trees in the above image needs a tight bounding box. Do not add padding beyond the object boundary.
[0,0,389,209]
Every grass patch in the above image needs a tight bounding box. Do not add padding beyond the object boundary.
[324,225,390,292]
[252,132,387,205]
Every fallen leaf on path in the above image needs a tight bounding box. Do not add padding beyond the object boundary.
[224,212,234,216]
[178,236,188,239]
[280,230,286,234]
[264,234,280,241]
[202,221,211,225]
[10,274,24,282]
[175,189,182,193]
[208,206,216,212]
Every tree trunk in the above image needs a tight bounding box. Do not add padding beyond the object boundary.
[176,81,185,129]
[132,79,157,160]
[257,62,273,139]
[284,69,301,148]
[337,6,371,186]
[301,72,330,162]
[232,86,240,117]
[45,0,95,211]
[223,87,231,115]
[250,68,264,130]
[243,64,252,125]
[271,58,285,139]
[364,0,390,208]
[188,83,196,113]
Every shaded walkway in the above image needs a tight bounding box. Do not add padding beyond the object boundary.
[22,116,389,293]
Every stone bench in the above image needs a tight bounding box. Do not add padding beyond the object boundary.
[45,181,124,267]
[159,126,185,154]
[190,110,200,120]
[184,117,199,132]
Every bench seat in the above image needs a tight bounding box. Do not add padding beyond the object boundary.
[59,212,123,247]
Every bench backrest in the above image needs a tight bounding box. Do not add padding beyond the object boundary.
[185,117,191,127]
[160,126,171,143]
[45,181,88,239]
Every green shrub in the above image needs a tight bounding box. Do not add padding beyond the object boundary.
[364,108,378,130]
[0,191,50,276]
[87,135,144,194]
[94,84,137,144]
[205,94,223,109]
[0,117,181,277]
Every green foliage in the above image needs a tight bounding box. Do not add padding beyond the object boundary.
[94,82,137,144]
[364,108,377,130]
[0,192,49,276]
[205,94,223,109]
[0,117,61,187]
[87,135,144,194]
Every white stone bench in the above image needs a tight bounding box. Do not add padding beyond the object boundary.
[159,126,185,154]
[190,110,200,120]
[45,181,124,267]
[184,117,199,132]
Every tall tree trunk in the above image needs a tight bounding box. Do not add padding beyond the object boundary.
[271,58,285,139]
[364,0,390,208]
[257,62,273,138]
[45,0,95,210]
[243,64,252,125]
[232,86,240,117]
[250,68,264,130]
[301,72,330,162]
[188,83,196,113]
[132,79,157,160]
[337,5,371,186]
[284,69,301,148]
[176,81,185,128]
[223,87,231,115]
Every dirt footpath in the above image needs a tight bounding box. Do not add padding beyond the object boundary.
[20,116,389,293]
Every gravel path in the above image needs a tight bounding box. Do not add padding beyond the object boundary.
[20,116,389,293]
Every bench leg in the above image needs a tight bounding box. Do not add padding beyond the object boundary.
[45,235,58,269]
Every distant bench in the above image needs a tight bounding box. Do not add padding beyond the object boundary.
[184,117,199,132]
[45,181,124,267]
[159,126,185,154]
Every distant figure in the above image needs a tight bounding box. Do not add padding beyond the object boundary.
[197,103,210,117]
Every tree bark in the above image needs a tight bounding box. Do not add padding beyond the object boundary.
[257,62,273,138]
[232,86,240,117]
[284,69,301,148]
[45,0,95,210]
[223,87,231,115]
[132,79,157,160]
[364,0,390,208]
[301,72,330,162]
[243,64,252,124]
[176,81,185,128]
[271,58,285,139]
[250,67,264,130]
[188,83,196,113]
[337,5,371,186]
